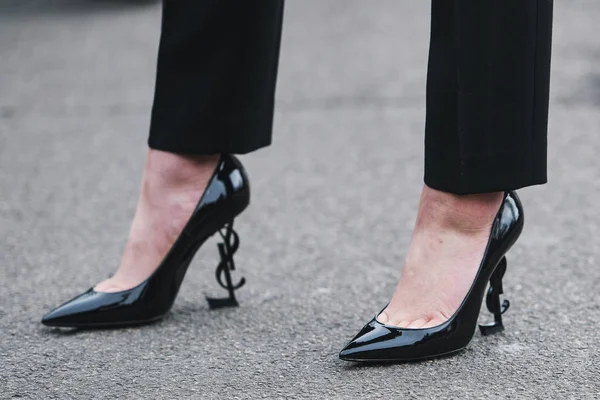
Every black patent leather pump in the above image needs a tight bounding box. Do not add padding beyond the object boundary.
[339,191,524,362]
[42,154,250,328]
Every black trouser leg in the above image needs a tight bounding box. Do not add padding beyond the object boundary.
[148,1,552,193]
[148,0,284,154]
[424,0,553,194]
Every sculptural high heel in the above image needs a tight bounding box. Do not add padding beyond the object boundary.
[42,154,250,328]
[339,191,524,362]
[478,256,510,336]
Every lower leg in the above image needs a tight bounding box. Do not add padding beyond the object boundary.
[379,0,551,329]
[378,186,503,328]
[94,150,219,292]
[96,1,284,293]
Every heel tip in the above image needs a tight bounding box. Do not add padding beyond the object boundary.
[479,323,505,336]
[205,296,239,310]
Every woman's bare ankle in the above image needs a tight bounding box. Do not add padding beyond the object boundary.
[418,185,504,233]
[144,149,221,188]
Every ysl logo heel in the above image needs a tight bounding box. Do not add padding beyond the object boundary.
[479,256,510,335]
[205,220,246,309]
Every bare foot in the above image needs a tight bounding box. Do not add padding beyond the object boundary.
[377,186,504,328]
[94,149,220,293]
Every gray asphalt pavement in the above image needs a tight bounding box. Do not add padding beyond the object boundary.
[1,1,600,399]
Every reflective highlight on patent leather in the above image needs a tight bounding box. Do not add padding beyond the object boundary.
[339,191,523,362]
[41,154,250,328]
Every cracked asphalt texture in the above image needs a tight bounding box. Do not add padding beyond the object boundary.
[1,1,600,399]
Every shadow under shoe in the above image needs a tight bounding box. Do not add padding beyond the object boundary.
[42,154,250,328]
[339,191,524,362]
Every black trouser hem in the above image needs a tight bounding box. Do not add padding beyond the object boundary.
[148,111,274,155]
[424,147,547,195]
